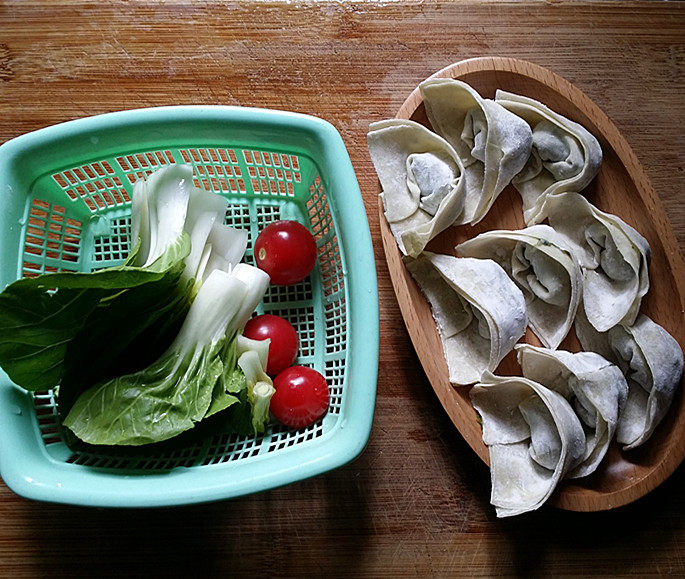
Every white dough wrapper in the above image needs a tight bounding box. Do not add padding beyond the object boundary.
[575,310,683,450]
[471,372,586,517]
[368,119,466,257]
[495,90,603,225]
[419,79,533,225]
[456,224,582,349]
[539,192,650,332]
[405,252,527,385]
[516,344,628,478]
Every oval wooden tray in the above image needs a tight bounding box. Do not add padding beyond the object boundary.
[378,57,685,512]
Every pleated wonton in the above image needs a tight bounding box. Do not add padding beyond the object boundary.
[405,252,527,385]
[516,344,628,478]
[456,224,582,349]
[367,119,466,257]
[419,79,533,224]
[575,311,683,450]
[495,90,603,225]
[470,372,586,517]
[540,192,650,332]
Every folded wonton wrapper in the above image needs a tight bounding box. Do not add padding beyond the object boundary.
[539,192,650,332]
[419,79,533,224]
[367,119,466,257]
[495,90,603,225]
[470,372,586,517]
[516,344,628,478]
[575,310,683,450]
[405,252,527,385]
[456,224,582,349]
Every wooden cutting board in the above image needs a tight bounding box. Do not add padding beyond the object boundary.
[0,2,683,577]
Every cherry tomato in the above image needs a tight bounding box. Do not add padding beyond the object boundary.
[254,220,317,285]
[243,314,299,376]
[270,366,329,429]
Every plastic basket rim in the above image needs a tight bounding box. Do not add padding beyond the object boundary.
[0,104,342,153]
[0,105,380,508]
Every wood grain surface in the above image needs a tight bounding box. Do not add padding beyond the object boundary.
[0,1,683,577]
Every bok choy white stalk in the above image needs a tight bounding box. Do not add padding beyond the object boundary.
[202,222,250,282]
[130,164,247,284]
[237,340,276,434]
[130,163,193,271]
[204,266,274,435]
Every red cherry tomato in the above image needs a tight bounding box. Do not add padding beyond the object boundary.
[243,314,299,377]
[270,366,329,429]
[254,220,317,285]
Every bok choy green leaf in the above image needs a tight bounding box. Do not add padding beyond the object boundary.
[0,233,191,391]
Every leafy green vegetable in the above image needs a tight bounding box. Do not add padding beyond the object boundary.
[0,164,198,392]
[205,338,244,418]
[64,263,272,446]
[57,262,193,414]
[0,233,190,391]
[63,339,225,446]
[0,285,108,390]
[64,269,250,445]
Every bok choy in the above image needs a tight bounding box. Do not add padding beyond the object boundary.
[0,165,197,392]
[64,264,272,445]
[0,163,269,445]
[59,165,247,414]
[0,225,191,393]
[58,166,247,410]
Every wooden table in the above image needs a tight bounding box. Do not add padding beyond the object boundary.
[1,1,683,576]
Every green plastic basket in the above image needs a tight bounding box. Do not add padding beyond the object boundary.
[0,106,379,507]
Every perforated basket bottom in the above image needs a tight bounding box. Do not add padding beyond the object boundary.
[22,145,349,473]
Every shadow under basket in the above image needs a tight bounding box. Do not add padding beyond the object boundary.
[0,106,379,507]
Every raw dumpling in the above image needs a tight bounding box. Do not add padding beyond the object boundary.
[419,79,533,224]
[456,224,582,349]
[516,344,628,478]
[470,371,586,517]
[495,90,603,225]
[575,311,683,450]
[405,252,527,385]
[539,192,650,332]
[367,119,466,257]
